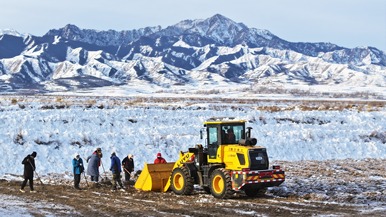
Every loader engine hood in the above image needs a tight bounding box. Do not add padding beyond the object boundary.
[249,148,269,170]
[222,145,269,171]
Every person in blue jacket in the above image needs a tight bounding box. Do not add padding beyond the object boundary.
[110,151,124,191]
[72,153,84,190]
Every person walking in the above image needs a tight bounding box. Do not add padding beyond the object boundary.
[20,151,37,193]
[154,152,167,164]
[110,151,125,191]
[122,154,134,184]
[72,153,84,190]
[87,148,102,184]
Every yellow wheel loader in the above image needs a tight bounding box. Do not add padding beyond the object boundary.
[135,117,285,199]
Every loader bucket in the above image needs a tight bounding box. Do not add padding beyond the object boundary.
[134,162,175,192]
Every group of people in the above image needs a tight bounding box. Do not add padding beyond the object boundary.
[76,148,136,191]
[20,149,167,192]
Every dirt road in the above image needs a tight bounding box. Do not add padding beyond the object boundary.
[0,180,367,217]
[1,159,385,217]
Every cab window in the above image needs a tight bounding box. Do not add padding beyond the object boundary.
[208,126,218,159]
[221,124,245,144]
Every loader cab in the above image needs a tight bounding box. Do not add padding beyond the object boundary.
[204,118,246,160]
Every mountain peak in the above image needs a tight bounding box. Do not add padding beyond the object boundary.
[61,24,82,38]
[208,14,233,22]
[163,14,248,45]
[44,24,161,47]
[44,24,83,41]
[204,14,248,31]
[63,24,81,32]
[207,14,244,25]
[0,29,24,37]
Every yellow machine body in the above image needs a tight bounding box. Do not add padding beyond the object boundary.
[135,117,285,198]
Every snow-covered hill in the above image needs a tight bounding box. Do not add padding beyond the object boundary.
[0,96,385,177]
[0,14,385,92]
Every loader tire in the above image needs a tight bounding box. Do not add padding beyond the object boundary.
[171,166,194,195]
[210,168,233,199]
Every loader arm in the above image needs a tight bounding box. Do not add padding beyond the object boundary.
[163,151,195,192]
[134,151,195,192]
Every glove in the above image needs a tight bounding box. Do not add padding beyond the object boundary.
[79,163,82,166]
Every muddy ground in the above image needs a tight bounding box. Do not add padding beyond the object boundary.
[1,159,385,217]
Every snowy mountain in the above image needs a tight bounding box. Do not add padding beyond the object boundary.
[0,14,385,92]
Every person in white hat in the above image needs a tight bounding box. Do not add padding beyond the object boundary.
[72,153,84,190]
[121,154,134,184]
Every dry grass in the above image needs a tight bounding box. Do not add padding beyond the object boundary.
[0,94,385,112]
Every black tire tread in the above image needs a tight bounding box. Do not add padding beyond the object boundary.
[171,166,194,195]
[210,168,233,199]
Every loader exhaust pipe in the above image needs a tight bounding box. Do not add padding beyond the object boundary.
[246,127,252,139]
[239,138,257,146]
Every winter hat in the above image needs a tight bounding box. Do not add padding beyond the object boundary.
[111,151,116,156]
[157,152,162,158]
[96,147,102,152]
[74,153,80,159]
[128,154,133,159]
[31,151,37,157]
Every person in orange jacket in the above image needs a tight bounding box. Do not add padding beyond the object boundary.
[154,152,167,164]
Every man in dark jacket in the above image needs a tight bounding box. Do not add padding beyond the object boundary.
[72,153,84,190]
[110,152,124,191]
[20,151,37,193]
[121,154,134,183]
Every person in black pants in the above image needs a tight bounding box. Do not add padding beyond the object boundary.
[72,153,85,190]
[20,151,37,193]
[122,154,134,184]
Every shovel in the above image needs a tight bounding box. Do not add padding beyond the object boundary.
[83,172,89,188]
[100,160,109,182]
[29,161,45,190]
[123,167,132,187]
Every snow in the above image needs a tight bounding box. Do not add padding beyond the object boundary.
[53,36,61,45]
[0,93,385,215]
[0,194,78,216]
[0,94,385,174]
[0,29,24,37]
[173,39,193,48]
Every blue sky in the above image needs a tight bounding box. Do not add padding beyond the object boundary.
[1,0,385,51]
